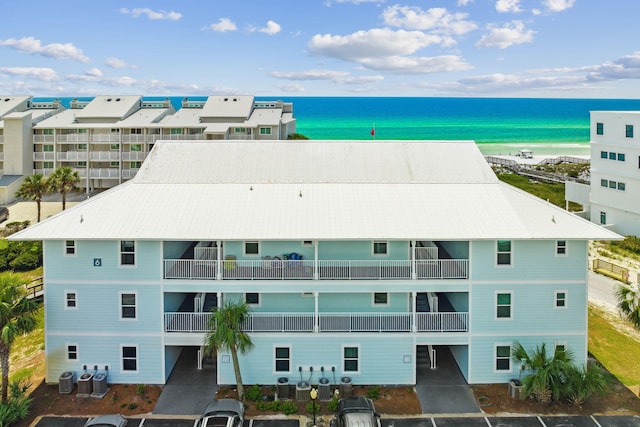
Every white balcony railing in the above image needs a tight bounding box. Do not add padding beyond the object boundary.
[89,168,120,178]
[57,134,88,143]
[121,135,146,143]
[164,311,469,333]
[121,152,146,161]
[121,169,140,179]
[57,151,88,161]
[33,135,55,143]
[163,259,469,280]
[33,152,55,161]
[90,151,120,161]
[90,134,121,143]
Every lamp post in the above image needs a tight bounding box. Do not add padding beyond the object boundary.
[310,387,318,426]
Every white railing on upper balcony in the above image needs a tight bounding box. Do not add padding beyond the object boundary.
[163,258,469,280]
[163,311,469,333]
[90,134,121,143]
[57,134,88,143]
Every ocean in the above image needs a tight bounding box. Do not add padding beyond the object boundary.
[46,96,640,156]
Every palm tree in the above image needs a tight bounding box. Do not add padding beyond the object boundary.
[48,166,80,210]
[15,174,49,222]
[0,272,39,403]
[204,300,254,401]
[616,282,640,329]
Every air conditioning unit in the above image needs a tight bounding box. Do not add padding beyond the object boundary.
[296,381,310,401]
[92,372,108,396]
[340,377,352,398]
[77,373,93,396]
[318,377,331,401]
[58,371,74,394]
[277,377,290,400]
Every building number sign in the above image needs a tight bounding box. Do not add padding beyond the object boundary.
[93,258,102,267]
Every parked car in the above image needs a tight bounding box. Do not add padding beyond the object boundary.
[330,396,381,427]
[84,414,127,427]
[194,398,244,427]
[0,206,8,223]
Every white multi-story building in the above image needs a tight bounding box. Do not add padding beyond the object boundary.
[0,95,296,203]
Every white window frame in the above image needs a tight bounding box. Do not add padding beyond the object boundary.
[67,344,78,361]
[259,127,272,135]
[494,344,512,373]
[496,291,512,320]
[120,240,136,267]
[554,341,567,356]
[121,345,138,373]
[342,344,360,374]
[555,290,567,309]
[302,240,314,247]
[243,241,260,256]
[64,240,76,256]
[372,241,388,256]
[372,292,389,306]
[245,292,260,306]
[65,291,78,310]
[274,345,291,374]
[496,240,512,267]
[119,291,137,320]
[555,240,567,256]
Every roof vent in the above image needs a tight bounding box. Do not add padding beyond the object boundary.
[224,98,228,101]
[116,98,121,101]
[4,98,9,102]
[233,98,237,101]
[106,98,112,102]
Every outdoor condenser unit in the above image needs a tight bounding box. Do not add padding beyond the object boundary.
[58,371,74,394]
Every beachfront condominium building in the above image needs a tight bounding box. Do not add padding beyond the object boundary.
[571,111,640,237]
[0,95,295,203]
[11,140,619,389]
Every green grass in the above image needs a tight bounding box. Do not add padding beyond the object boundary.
[496,173,570,209]
[10,307,44,382]
[588,305,640,386]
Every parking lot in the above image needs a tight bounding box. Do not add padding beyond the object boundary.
[33,415,640,427]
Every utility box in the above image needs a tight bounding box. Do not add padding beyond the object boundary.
[318,377,331,401]
[296,381,310,401]
[340,377,352,398]
[58,371,74,394]
[92,372,108,396]
[77,373,93,396]
[277,377,290,400]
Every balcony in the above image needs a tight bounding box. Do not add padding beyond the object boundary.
[57,151,88,161]
[90,134,121,143]
[90,151,120,161]
[122,169,140,179]
[163,258,468,280]
[164,311,468,333]
[33,135,55,143]
[58,134,88,143]
[122,151,146,161]
[33,152,55,161]
[88,168,120,178]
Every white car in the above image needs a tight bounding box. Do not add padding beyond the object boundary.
[194,398,244,427]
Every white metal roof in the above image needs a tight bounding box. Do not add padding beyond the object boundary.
[201,95,254,118]
[12,140,620,242]
[0,96,29,118]
[74,95,141,119]
[158,108,203,127]
[245,108,283,126]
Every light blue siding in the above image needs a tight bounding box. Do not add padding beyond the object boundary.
[449,345,469,379]
[217,335,415,386]
[225,292,315,312]
[164,346,183,382]
[318,241,408,261]
[319,293,408,312]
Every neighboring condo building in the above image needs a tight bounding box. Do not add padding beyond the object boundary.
[11,140,619,388]
[0,95,295,202]
[589,111,640,236]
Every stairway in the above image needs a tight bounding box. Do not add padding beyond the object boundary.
[416,293,431,312]
[203,293,218,312]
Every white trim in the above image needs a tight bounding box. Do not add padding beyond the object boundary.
[554,290,568,309]
[494,343,512,373]
[120,344,139,373]
[243,241,260,256]
[273,344,292,375]
[496,239,513,267]
[119,291,138,320]
[372,240,388,256]
[341,344,360,375]
[245,292,260,306]
[64,240,77,257]
[64,290,78,310]
[372,292,389,306]
[119,240,136,268]
[555,240,568,257]
[66,343,78,361]
[495,291,513,320]
[302,240,314,247]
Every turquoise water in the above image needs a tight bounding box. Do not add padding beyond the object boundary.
[43,96,640,156]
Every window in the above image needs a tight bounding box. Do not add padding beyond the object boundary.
[343,346,359,372]
[234,127,246,133]
[600,211,607,225]
[496,240,511,266]
[244,241,259,255]
[555,291,567,308]
[496,292,512,319]
[122,346,138,372]
[65,240,76,255]
[43,129,54,135]
[618,182,626,191]
[110,161,119,167]
[596,122,603,135]
[556,240,567,255]
[609,180,617,189]
[495,345,511,371]
[43,161,54,169]
[110,143,119,150]
[600,151,607,159]
[43,144,54,152]
[609,152,616,160]
[120,241,135,266]
[78,129,88,134]
[600,179,608,187]
[130,161,142,168]
[67,345,78,360]
[131,128,142,135]
[120,292,137,319]
[302,240,313,247]
[373,292,388,305]
[626,125,634,138]
[554,343,566,355]
[131,144,142,152]
[65,291,77,309]
[170,128,183,135]
[618,153,626,161]
[372,241,388,255]
[78,143,87,150]
[245,293,260,305]
[259,127,272,135]
[275,347,290,372]
[77,161,87,167]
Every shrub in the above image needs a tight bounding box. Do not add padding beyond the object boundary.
[281,401,298,415]
[127,402,138,410]
[136,384,145,395]
[10,252,40,271]
[0,381,33,426]
[306,400,321,414]
[245,384,263,402]
[328,396,339,412]
[367,386,380,399]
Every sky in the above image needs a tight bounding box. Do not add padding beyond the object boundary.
[1,0,640,98]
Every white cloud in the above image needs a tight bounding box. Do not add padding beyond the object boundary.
[0,37,89,63]
[381,5,477,35]
[271,69,384,84]
[495,0,522,13]
[85,68,103,78]
[476,20,534,49]
[0,67,58,81]
[586,51,640,81]
[309,28,443,61]
[274,83,306,92]
[120,8,181,21]
[105,57,137,69]
[543,0,575,12]
[256,20,281,35]
[359,55,472,74]
[458,0,473,5]
[210,18,237,33]
[327,0,386,4]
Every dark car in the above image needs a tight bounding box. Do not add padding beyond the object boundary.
[0,206,8,223]
[330,396,381,427]
[194,398,244,427]
[84,414,127,427]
